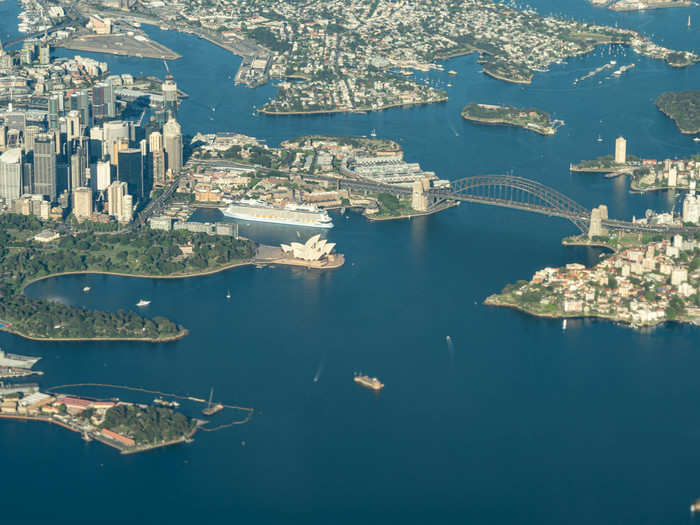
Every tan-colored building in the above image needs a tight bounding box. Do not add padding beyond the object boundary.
[73,186,93,220]
[615,136,626,164]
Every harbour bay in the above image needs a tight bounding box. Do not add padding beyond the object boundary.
[1,0,700,523]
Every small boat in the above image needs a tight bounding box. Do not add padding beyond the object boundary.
[83,286,91,292]
[136,299,151,307]
[226,290,231,299]
[693,137,700,142]
[562,319,567,330]
[596,134,603,142]
[370,128,377,137]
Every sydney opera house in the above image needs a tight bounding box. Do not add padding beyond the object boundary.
[281,234,336,262]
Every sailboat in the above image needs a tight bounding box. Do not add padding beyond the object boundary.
[370,128,377,138]
[596,134,603,142]
[226,290,231,299]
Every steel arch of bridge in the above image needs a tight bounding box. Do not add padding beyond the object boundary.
[428,175,591,231]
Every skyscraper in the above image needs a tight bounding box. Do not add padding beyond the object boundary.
[70,90,89,125]
[0,148,22,204]
[33,133,57,201]
[148,131,163,153]
[73,187,93,220]
[152,150,165,186]
[615,136,626,164]
[66,110,82,142]
[95,160,112,191]
[107,180,133,223]
[48,95,59,130]
[23,124,40,152]
[117,148,144,200]
[163,114,183,175]
[39,45,50,65]
[92,81,115,121]
[162,75,178,117]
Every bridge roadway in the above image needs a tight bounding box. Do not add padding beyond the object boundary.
[311,174,700,236]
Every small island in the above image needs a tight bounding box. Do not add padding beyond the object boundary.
[655,91,700,134]
[485,231,700,328]
[461,103,562,135]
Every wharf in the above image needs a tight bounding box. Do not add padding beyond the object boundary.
[56,32,181,60]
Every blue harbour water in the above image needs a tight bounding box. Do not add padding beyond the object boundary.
[1,1,700,523]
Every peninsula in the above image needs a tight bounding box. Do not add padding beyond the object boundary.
[485,232,700,328]
[184,132,452,221]
[655,91,700,134]
[0,214,255,342]
[78,0,700,114]
[461,103,562,135]
[0,386,199,454]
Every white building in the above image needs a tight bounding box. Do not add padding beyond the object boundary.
[281,234,335,261]
[615,136,626,164]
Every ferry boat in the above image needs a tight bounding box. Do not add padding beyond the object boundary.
[0,349,41,369]
[354,374,384,391]
[222,199,333,228]
[693,137,700,142]
[136,299,151,307]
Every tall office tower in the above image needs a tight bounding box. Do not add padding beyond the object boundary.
[5,112,26,133]
[51,128,62,155]
[162,75,178,117]
[56,158,69,196]
[72,186,93,220]
[152,150,165,186]
[0,149,22,204]
[70,90,89,125]
[615,136,627,164]
[22,162,33,194]
[148,131,163,153]
[117,148,144,200]
[107,180,133,222]
[48,95,59,130]
[163,114,183,175]
[66,110,81,141]
[70,141,89,190]
[33,133,57,201]
[103,120,130,160]
[23,124,40,152]
[92,81,115,121]
[6,129,21,148]
[95,160,112,190]
[39,45,50,65]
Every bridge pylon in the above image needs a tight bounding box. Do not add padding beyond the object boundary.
[412,178,431,212]
[588,204,609,239]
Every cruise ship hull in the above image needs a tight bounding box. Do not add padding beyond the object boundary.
[222,209,333,229]
[0,352,41,369]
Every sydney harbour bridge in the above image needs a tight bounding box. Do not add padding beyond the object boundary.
[320,174,700,236]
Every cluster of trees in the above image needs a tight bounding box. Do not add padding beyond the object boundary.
[462,103,551,126]
[0,292,183,339]
[655,91,700,133]
[102,404,195,445]
[0,215,256,340]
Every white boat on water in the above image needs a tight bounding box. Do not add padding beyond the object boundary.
[562,319,567,330]
[136,299,151,307]
[83,286,91,292]
[694,137,700,142]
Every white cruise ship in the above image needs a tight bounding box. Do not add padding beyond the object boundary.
[222,199,333,229]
